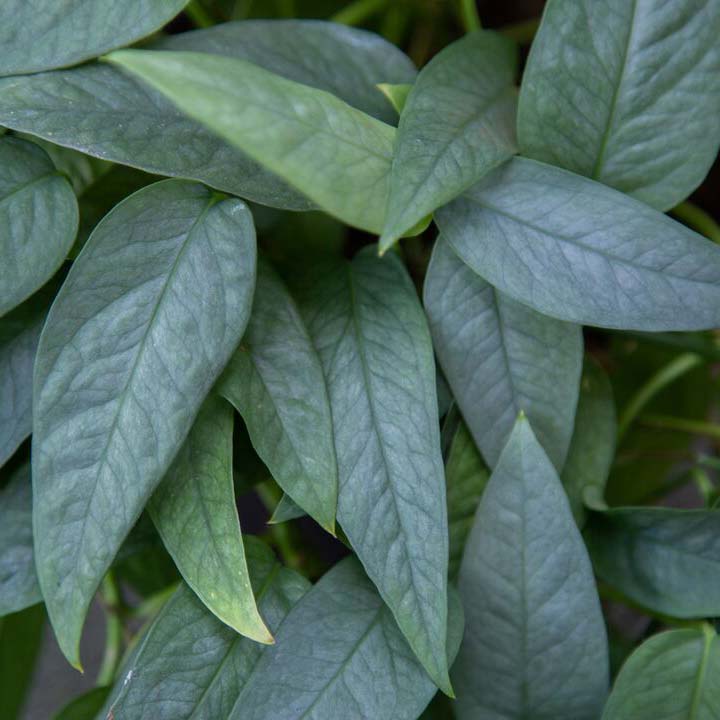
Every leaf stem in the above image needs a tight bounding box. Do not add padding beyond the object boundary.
[458,0,481,32]
[96,572,123,687]
[640,414,720,441]
[185,0,215,28]
[672,201,720,244]
[331,0,389,25]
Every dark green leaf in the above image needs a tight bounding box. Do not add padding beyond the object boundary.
[436,157,720,331]
[0,137,77,316]
[220,259,337,533]
[381,31,517,250]
[518,0,720,210]
[53,687,111,720]
[425,236,582,470]
[297,248,452,693]
[33,179,256,668]
[149,395,272,643]
[454,417,608,719]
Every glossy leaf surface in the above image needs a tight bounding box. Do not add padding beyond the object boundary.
[33,179,257,668]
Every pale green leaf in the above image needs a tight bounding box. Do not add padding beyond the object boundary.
[376,82,412,114]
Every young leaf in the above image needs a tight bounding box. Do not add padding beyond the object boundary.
[0,464,40,616]
[297,249,452,693]
[602,625,720,720]
[436,157,720,331]
[0,137,77,316]
[585,507,720,618]
[518,0,720,211]
[377,83,413,115]
[219,259,338,534]
[102,538,310,720]
[454,416,608,719]
[32,179,257,669]
[424,237,582,470]
[232,557,464,720]
[0,0,188,76]
[149,395,272,644]
[269,494,307,525]
[106,49,395,234]
[561,358,616,526]
[381,31,517,250]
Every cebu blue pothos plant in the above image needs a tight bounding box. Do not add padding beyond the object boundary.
[1,0,720,718]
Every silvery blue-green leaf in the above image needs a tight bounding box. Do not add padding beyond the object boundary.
[0,464,40,616]
[0,137,77,317]
[269,494,307,525]
[518,0,720,210]
[561,359,616,526]
[424,236,582,470]
[602,626,720,720]
[297,248,451,693]
[106,49,395,234]
[436,157,720,331]
[454,416,608,719]
[149,395,272,644]
[32,179,257,669]
[0,0,188,77]
[220,259,337,534]
[102,538,310,720]
[233,556,464,720]
[585,507,720,618]
[381,31,517,250]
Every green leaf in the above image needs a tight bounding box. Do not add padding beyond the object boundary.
[53,687,111,720]
[602,625,720,720]
[297,248,451,693]
[561,358,616,526]
[0,604,45,720]
[106,49,395,234]
[234,556,464,720]
[32,179,257,669]
[0,0,188,76]
[518,0,720,211]
[102,538,310,720]
[220,259,337,534]
[149,395,272,644]
[0,464,40,616]
[376,82,412,114]
[381,31,517,250]
[585,507,720,618]
[454,416,608,719]
[425,236,582,470]
[0,137,77,316]
[436,157,720,331]
[269,494,307,525]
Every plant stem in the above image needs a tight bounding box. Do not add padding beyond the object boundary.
[458,0,481,32]
[640,414,720,441]
[500,17,539,44]
[331,0,388,25]
[97,572,123,687]
[617,353,703,441]
[672,201,720,244]
[185,0,215,28]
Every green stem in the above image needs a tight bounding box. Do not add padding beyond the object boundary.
[672,201,720,244]
[617,353,703,441]
[640,414,720,441]
[185,0,215,28]
[500,17,539,44]
[331,0,389,25]
[96,573,123,687]
[458,0,481,32]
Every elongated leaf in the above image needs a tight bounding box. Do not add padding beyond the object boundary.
[220,259,337,533]
[425,236,582,470]
[381,31,517,250]
[0,0,187,76]
[102,538,310,720]
[454,417,608,719]
[269,494,307,524]
[234,557,464,720]
[0,137,77,316]
[149,395,271,643]
[0,464,40,616]
[297,249,451,693]
[602,626,720,720]
[585,507,720,617]
[518,0,720,210]
[33,179,257,668]
[561,359,616,526]
[436,157,720,331]
[107,49,395,234]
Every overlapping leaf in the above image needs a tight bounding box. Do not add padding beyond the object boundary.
[0,137,77,316]
[297,249,451,693]
[149,395,271,643]
[381,30,517,250]
[454,417,608,719]
[425,237,582,470]
[220,259,337,533]
[518,0,720,210]
[436,157,720,331]
[32,179,257,668]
